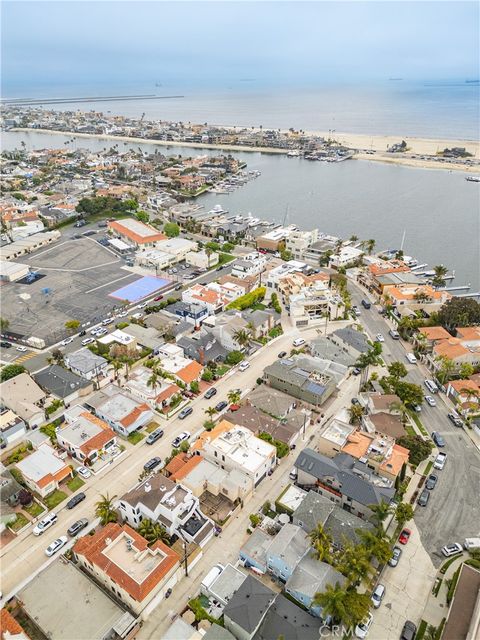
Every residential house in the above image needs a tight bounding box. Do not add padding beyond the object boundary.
[0,465,23,532]
[208,312,250,351]
[340,430,409,482]
[223,575,276,640]
[415,326,453,353]
[253,593,322,640]
[85,385,153,437]
[177,330,229,365]
[294,448,395,520]
[289,282,344,326]
[193,420,276,486]
[122,324,165,354]
[228,404,303,447]
[185,249,219,270]
[218,274,258,294]
[56,410,117,464]
[33,365,92,405]
[240,309,281,339]
[275,270,329,304]
[239,528,274,574]
[383,283,451,318]
[309,336,356,367]
[285,555,346,616]
[441,563,480,640]
[329,327,370,360]
[446,378,480,415]
[292,490,374,547]
[247,386,298,418]
[0,373,46,428]
[425,326,480,374]
[285,229,320,261]
[124,366,180,410]
[265,523,310,582]
[118,474,215,548]
[263,357,341,407]
[156,343,204,388]
[361,412,407,440]
[107,218,167,250]
[317,417,356,457]
[64,348,109,382]
[231,252,267,280]
[166,300,209,328]
[266,260,309,291]
[155,237,197,262]
[358,259,412,295]
[329,246,364,269]
[255,227,291,251]
[0,408,27,446]
[73,523,180,615]
[202,564,247,608]
[16,443,72,497]
[0,610,30,640]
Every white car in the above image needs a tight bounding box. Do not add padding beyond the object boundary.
[96,328,108,337]
[90,327,100,335]
[355,612,373,639]
[138,302,149,309]
[239,360,250,371]
[406,353,417,364]
[117,311,128,318]
[77,466,91,479]
[33,512,58,536]
[171,431,191,448]
[441,543,463,557]
[434,452,447,470]
[425,395,437,407]
[375,334,384,343]
[81,337,95,346]
[45,536,68,557]
[293,338,306,347]
[102,317,114,325]
[16,346,27,352]
[61,337,74,346]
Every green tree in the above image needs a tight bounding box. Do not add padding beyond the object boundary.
[163,222,180,238]
[348,404,364,425]
[233,329,253,350]
[249,513,261,528]
[136,210,149,223]
[225,350,244,365]
[335,542,373,586]
[393,381,424,407]
[0,364,26,382]
[137,518,170,546]
[179,440,190,453]
[201,368,214,382]
[204,406,218,420]
[431,265,448,288]
[312,582,349,625]
[437,297,480,332]
[387,361,408,381]
[435,355,456,384]
[309,523,332,562]
[357,529,392,565]
[458,362,474,379]
[397,434,433,466]
[111,359,123,381]
[395,502,414,528]
[368,501,393,528]
[47,348,64,366]
[0,317,10,331]
[227,389,241,405]
[95,493,118,525]
[147,369,160,393]
[190,380,200,394]
[65,319,81,332]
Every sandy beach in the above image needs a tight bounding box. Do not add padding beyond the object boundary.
[11,127,480,173]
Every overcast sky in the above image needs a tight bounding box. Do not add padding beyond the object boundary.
[2,1,479,92]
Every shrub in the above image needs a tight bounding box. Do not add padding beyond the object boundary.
[190,380,199,394]
[226,287,266,311]
[225,351,244,365]
[201,369,214,382]
[249,513,261,528]
[0,364,26,382]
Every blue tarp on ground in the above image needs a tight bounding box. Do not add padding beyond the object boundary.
[109,276,171,302]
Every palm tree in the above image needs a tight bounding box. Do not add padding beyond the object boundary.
[312,582,349,624]
[348,404,364,425]
[147,369,160,393]
[95,493,118,525]
[205,246,213,268]
[137,518,170,546]
[233,329,252,351]
[389,400,408,424]
[395,502,414,528]
[435,355,456,384]
[204,406,218,420]
[357,529,392,565]
[246,321,256,340]
[335,542,373,586]
[227,389,241,405]
[111,359,123,381]
[432,264,448,288]
[309,523,332,562]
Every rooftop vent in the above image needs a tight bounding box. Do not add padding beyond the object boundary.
[144,482,152,493]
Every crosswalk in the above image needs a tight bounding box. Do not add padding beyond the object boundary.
[13,351,38,364]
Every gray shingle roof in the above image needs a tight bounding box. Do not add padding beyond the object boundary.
[285,555,345,599]
[224,575,275,633]
[294,448,395,507]
[253,594,322,640]
[332,327,369,354]
[266,523,309,570]
[33,365,91,399]
[65,348,107,375]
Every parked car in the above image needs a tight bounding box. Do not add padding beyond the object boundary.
[399,528,411,545]
[143,457,162,472]
[389,329,400,340]
[388,546,402,567]
[425,395,436,407]
[102,317,114,325]
[77,466,91,479]
[178,407,193,420]
[406,353,417,364]
[16,346,27,352]
[238,361,250,371]
[154,295,164,301]
[204,387,217,400]
[354,612,373,639]
[146,428,164,445]
[425,474,438,490]
[352,306,361,317]
[361,299,371,309]
[441,543,463,557]
[412,404,422,413]
[67,518,89,537]
[352,367,361,376]
[400,621,417,640]
[81,338,95,346]
[61,337,74,346]
[371,583,385,608]
[447,412,464,427]
[424,379,439,394]
[66,492,86,510]
[33,512,58,536]
[95,328,108,337]
[215,400,228,412]
[351,397,361,405]
[278,351,287,358]
[375,333,384,343]
[45,536,68,557]
[172,432,190,448]
[292,338,305,347]
[74,219,86,228]
[165,588,172,598]
[432,432,445,447]
[0,341,12,348]
[434,452,447,470]
[417,489,430,507]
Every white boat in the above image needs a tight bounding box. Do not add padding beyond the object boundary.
[287,150,300,157]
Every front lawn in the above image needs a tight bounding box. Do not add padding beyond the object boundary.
[43,489,68,510]
[67,476,85,492]
[9,513,30,532]
[146,421,161,433]
[215,364,230,378]
[127,431,145,445]
[408,411,429,437]
[23,501,45,518]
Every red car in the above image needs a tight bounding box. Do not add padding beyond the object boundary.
[399,528,411,545]
[154,295,164,301]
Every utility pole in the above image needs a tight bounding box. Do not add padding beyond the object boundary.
[182,538,188,577]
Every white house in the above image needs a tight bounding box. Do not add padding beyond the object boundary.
[329,246,364,269]
[185,249,219,269]
[231,252,267,280]
[64,348,109,381]
[86,385,153,437]
[16,444,72,497]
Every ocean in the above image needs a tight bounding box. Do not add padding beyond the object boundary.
[3,80,479,140]
[2,129,479,291]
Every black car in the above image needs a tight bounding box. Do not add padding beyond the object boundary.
[143,457,162,472]
[361,299,371,309]
[432,431,445,447]
[204,387,217,400]
[146,428,164,445]
[66,492,86,510]
[425,474,438,490]
[79,330,87,336]
[417,489,430,507]
[351,398,360,405]
[400,621,417,640]
[278,351,287,358]
[215,400,228,412]
[0,341,12,348]
[67,518,89,537]
[352,367,361,376]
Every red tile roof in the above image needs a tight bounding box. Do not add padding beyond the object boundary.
[73,523,179,602]
[177,361,203,384]
[0,609,30,639]
[120,403,151,428]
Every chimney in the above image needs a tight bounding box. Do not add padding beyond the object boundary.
[198,347,205,365]
[144,482,152,493]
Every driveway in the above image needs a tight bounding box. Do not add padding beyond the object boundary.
[369,522,437,639]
